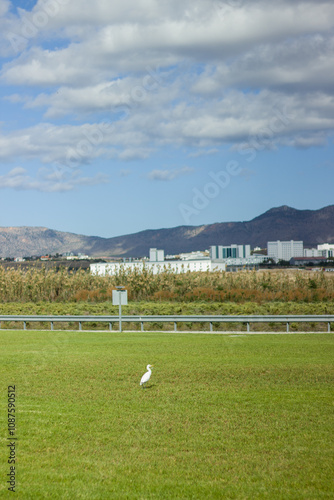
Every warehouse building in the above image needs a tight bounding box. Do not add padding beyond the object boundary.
[90,248,226,276]
[209,244,267,268]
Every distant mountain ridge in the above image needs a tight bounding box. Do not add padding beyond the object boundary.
[1,205,333,258]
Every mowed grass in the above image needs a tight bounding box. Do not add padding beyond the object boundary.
[0,331,333,499]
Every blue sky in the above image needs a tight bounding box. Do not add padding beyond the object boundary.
[0,0,333,238]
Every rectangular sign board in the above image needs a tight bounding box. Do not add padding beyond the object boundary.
[112,290,128,305]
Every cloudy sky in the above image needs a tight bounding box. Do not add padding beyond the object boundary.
[0,0,333,238]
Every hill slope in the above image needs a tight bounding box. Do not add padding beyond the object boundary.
[1,205,333,258]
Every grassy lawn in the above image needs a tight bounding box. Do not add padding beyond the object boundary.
[0,331,333,499]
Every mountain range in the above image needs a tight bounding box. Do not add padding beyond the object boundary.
[1,205,333,258]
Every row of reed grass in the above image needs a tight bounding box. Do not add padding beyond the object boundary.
[0,265,334,303]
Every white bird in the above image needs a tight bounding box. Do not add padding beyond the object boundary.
[140,364,153,388]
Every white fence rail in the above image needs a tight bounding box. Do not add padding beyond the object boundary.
[0,315,333,332]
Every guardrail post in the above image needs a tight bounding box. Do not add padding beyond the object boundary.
[287,322,289,333]
[109,322,112,331]
[174,322,177,332]
[24,321,27,330]
[141,321,144,332]
[247,322,250,332]
[210,322,213,332]
[51,321,54,331]
[328,322,331,333]
[79,322,82,331]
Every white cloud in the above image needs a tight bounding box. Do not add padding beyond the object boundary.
[281,134,328,149]
[0,0,333,180]
[0,0,10,17]
[25,73,174,118]
[192,35,334,94]
[147,166,194,181]
[2,1,334,86]
[119,148,153,161]
[0,166,109,192]
[189,149,219,158]
[239,168,256,180]
[119,168,132,177]
[0,88,333,170]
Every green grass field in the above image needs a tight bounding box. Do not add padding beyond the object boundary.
[1,331,333,499]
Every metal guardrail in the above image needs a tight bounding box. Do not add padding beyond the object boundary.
[0,315,333,332]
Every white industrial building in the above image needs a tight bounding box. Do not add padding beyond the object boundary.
[149,248,165,262]
[90,248,226,276]
[209,245,267,267]
[210,244,251,260]
[304,248,325,258]
[267,240,304,262]
[317,243,334,258]
[217,255,268,267]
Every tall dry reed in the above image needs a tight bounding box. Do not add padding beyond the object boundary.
[0,265,334,303]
